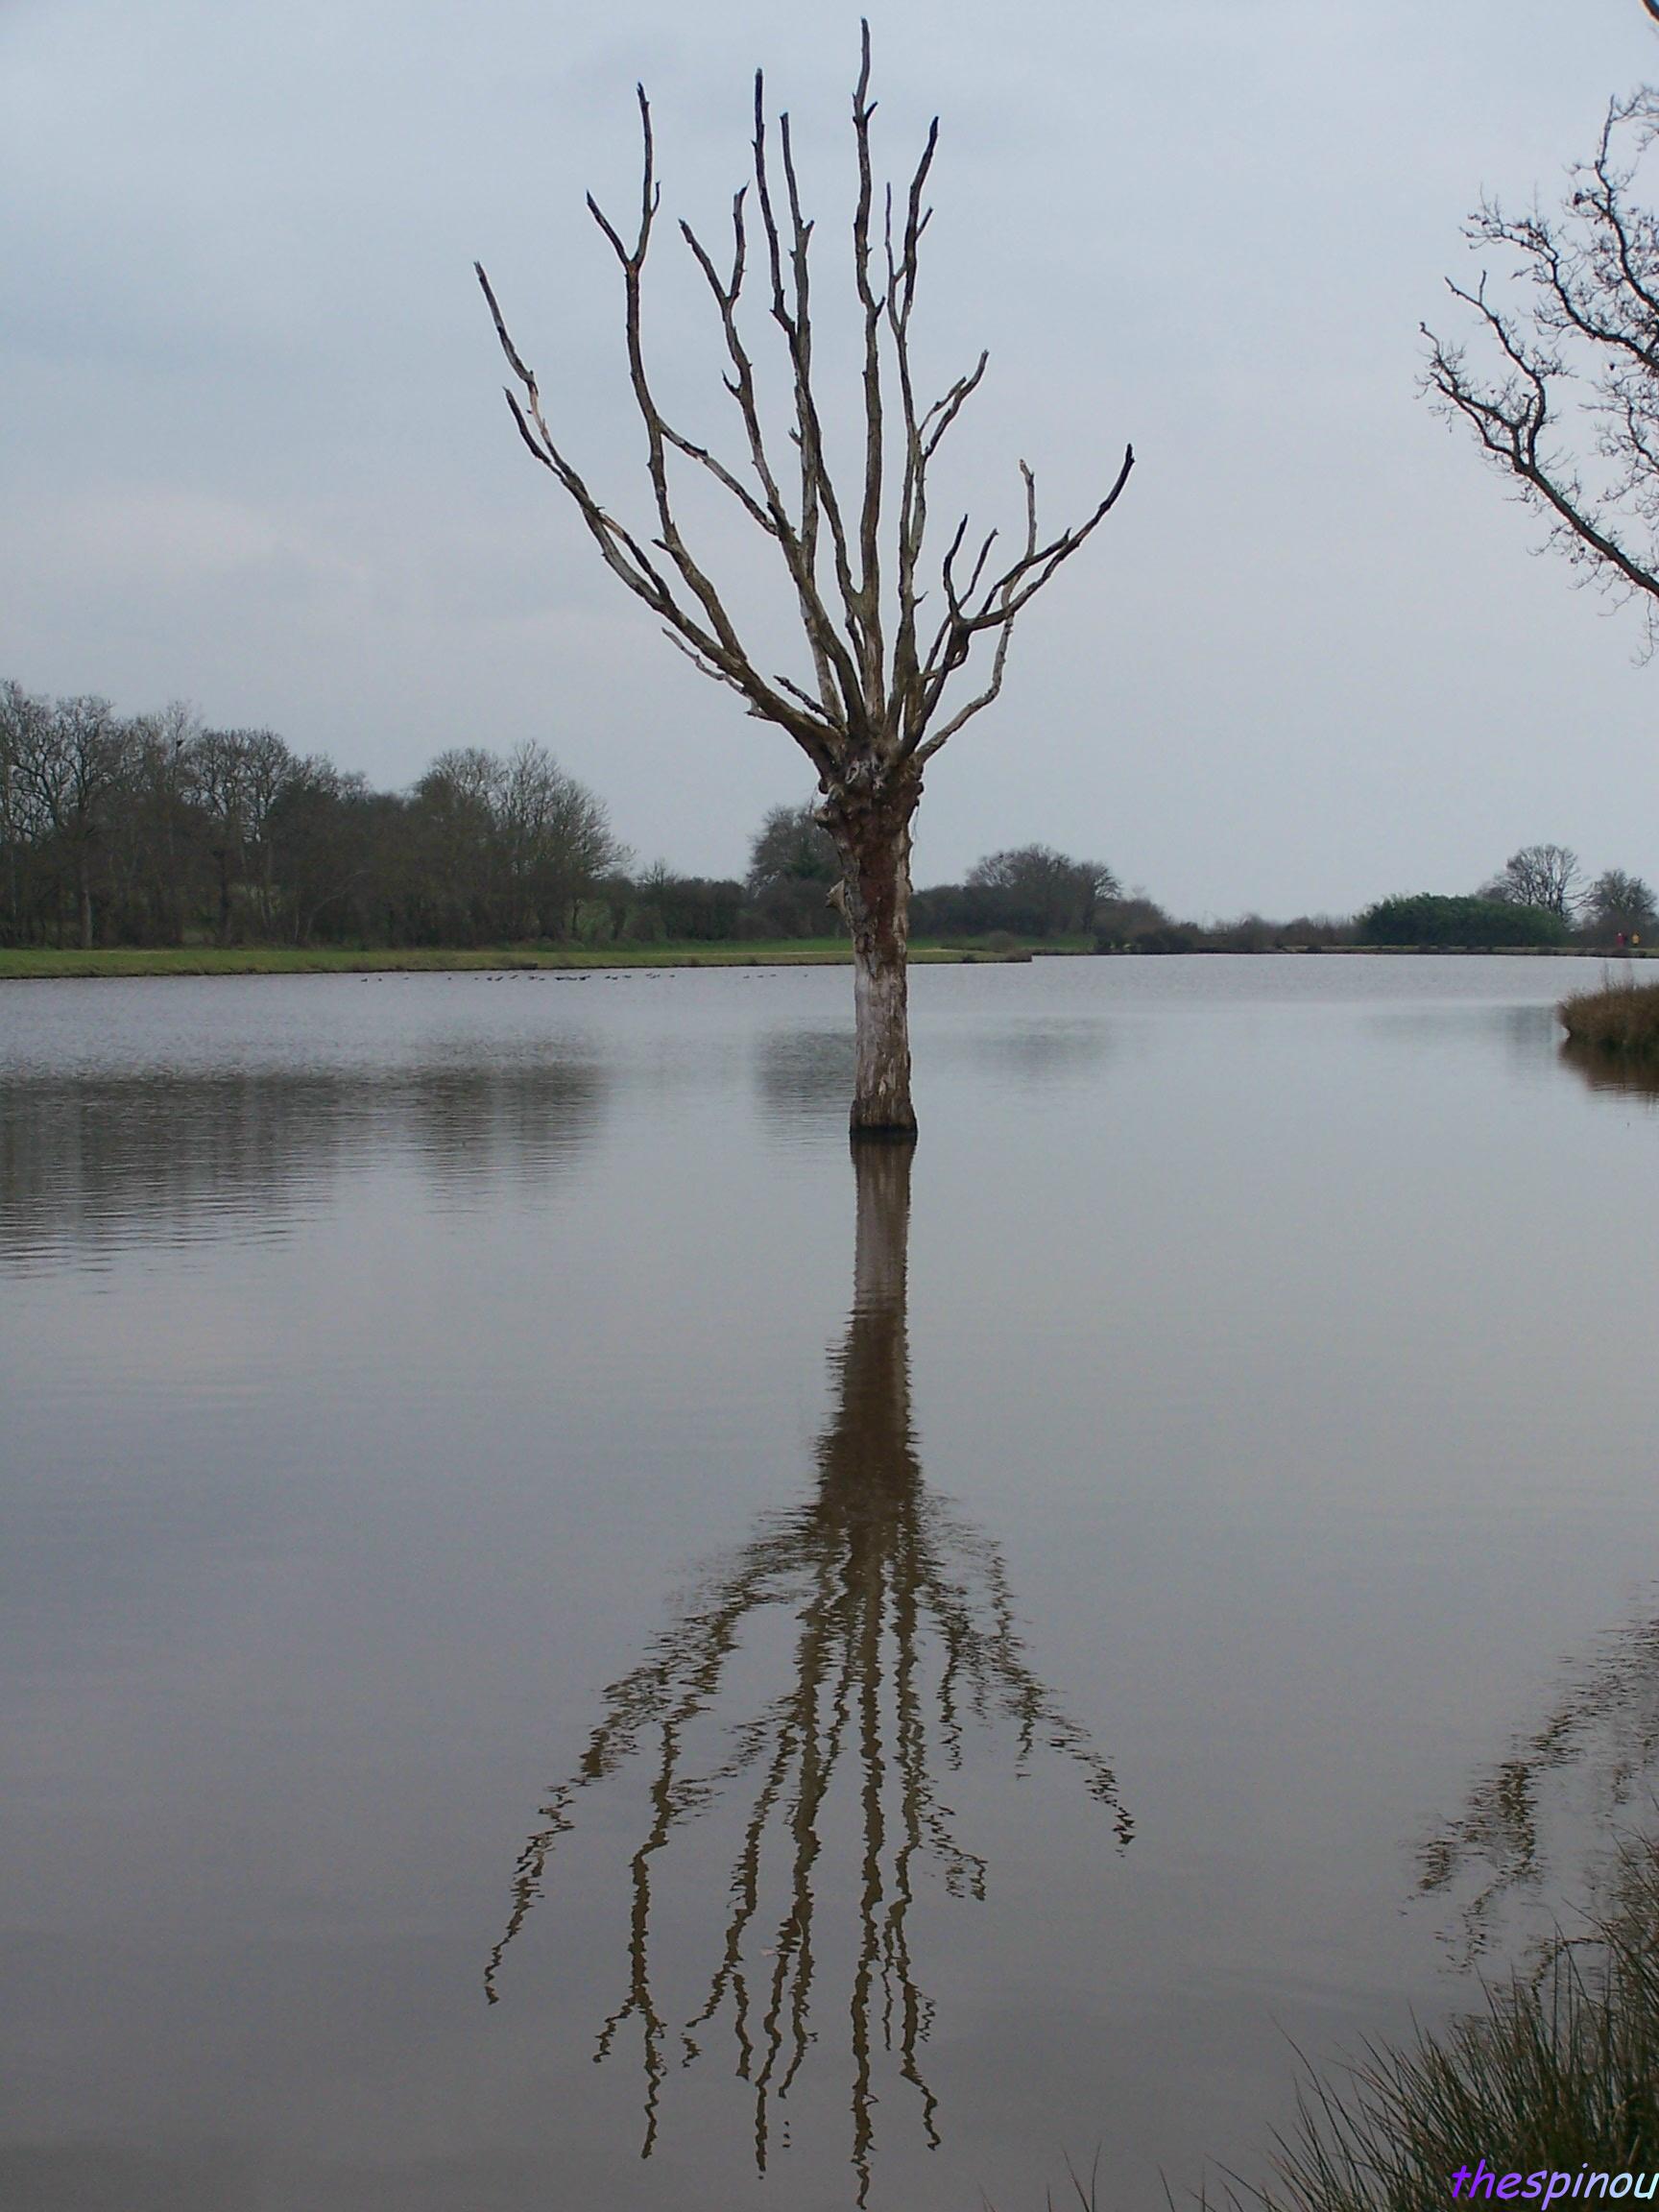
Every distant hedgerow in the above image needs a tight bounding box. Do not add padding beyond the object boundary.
[1358,895,1570,950]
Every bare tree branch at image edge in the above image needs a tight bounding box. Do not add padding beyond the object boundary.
[476,23,1133,1136]
[1423,87,1659,651]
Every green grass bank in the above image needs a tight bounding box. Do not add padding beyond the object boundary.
[0,938,1069,981]
[5,940,1644,982]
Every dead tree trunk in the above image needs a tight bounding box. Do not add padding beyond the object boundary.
[478,24,1133,1137]
[828,777,920,1135]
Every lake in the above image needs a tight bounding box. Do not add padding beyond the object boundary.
[4,956,1658,2212]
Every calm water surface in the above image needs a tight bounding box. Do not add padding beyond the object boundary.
[5,958,1659,2211]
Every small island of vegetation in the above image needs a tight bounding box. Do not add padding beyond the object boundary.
[1560,975,1659,1057]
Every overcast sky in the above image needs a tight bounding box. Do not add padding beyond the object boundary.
[4,0,1658,915]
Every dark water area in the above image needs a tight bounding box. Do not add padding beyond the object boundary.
[4,958,1659,2211]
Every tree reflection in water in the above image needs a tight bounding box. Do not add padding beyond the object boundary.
[486,1140,1130,2200]
[1420,1611,1659,1961]
[0,1059,608,1267]
[1418,1052,1659,1953]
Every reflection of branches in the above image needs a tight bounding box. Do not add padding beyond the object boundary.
[1420,1612,1659,1961]
[487,1141,1129,2201]
[0,1060,606,1268]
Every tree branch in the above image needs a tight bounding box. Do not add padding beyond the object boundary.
[678,192,865,725]
[476,259,842,776]
[1425,280,1659,613]
[905,444,1136,756]
[480,31,1134,801]
[1426,94,1659,644]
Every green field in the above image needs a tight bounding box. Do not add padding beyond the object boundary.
[0,938,1070,980]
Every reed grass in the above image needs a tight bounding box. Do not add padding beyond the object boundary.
[1240,1839,1659,2212]
[1559,975,1659,1053]
[1003,1842,1659,2212]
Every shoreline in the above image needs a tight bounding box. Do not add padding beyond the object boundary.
[0,941,1024,980]
[1,942,1654,981]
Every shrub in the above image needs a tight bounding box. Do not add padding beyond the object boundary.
[1094,897,1199,952]
[1358,895,1570,950]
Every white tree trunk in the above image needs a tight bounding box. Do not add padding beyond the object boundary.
[838,801,919,1140]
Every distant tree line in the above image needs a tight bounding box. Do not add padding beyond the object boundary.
[526,814,1362,955]
[0,683,630,950]
[0,684,1148,952]
[5,685,1653,956]
[1359,845,1659,951]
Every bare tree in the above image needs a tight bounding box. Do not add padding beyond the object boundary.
[9,694,130,949]
[1424,93,1659,648]
[477,27,1133,1135]
[498,739,628,937]
[1490,841,1583,918]
[746,799,843,938]
[413,741,627,940]
[966,842,1119,936]
[746,800,838,894]
[117,701,200,946]
[0,681,52,937]
[1585,864,1659,937]
[189,727,296,944]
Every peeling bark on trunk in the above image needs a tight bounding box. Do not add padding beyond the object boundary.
[833,791,919,1141]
